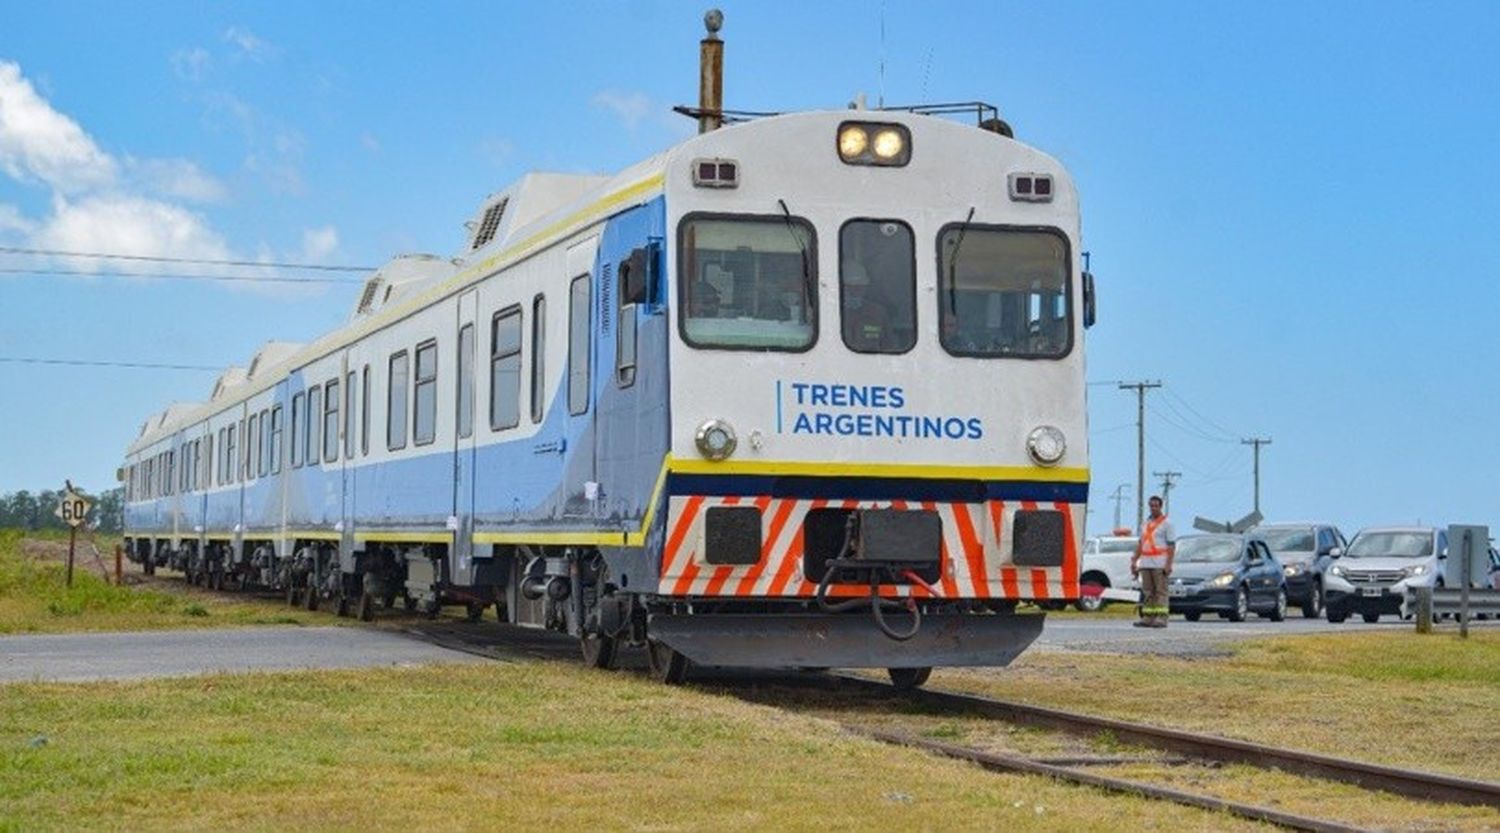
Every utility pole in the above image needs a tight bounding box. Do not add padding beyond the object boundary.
[1108,483,1131,532]
[1153,470,1182,515]
[1242,437,1272,515]
[1119,380,1162,532]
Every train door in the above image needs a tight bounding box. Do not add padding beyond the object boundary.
[594,225,669,532]
[453,290,479,561]
[340,350,355,558]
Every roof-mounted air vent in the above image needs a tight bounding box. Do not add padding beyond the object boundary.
[471,198,508,251]
[356,276,384,315]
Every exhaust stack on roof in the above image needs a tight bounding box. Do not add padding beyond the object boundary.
[698,9,724,133]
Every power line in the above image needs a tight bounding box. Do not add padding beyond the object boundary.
[1147,400,1237,445]
[0,245,376,273]
[1163,388,1238,441]
[0,267,362,285]
[0,356,221,371]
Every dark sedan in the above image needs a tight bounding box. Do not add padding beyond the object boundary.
[1250,523,1347,618]
[1166,534,1288,622]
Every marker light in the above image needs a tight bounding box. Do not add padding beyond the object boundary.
[836,121,911,166]
[695,419,738,461]
[1026,425,1066,466]
[872,128,904,160]
[838,126,869,159]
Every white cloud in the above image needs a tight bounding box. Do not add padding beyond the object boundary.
[170,47,212,82]
[0,203,35,236]
[0,61,117,192]
[35,193,232,273]
[126,157,226,203]
[300,226,338,262]
[591,90,654,131]
[223,27,277,62]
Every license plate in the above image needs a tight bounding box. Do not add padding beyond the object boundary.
[1360,587,1384,597]
[1169,585,1187,597]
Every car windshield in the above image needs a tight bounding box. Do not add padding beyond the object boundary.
[1255,527,1314,553]
[1175,537,1242,563]
[1345,532,1432,558]
[1100,540,1135,554]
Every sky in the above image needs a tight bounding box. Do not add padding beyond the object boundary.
[1,1,1497,535]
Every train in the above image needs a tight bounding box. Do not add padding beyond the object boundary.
[121,12,1093,687]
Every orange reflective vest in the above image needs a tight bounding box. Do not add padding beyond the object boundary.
[1140,516,1169,556]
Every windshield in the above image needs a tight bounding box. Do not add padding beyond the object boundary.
[680,216,816,350]
[1255,527,1314,553]
[1175,537,1242,563]
[1346,532,1432,558]
[937,226,1070,358]
[1099,539,1135,554]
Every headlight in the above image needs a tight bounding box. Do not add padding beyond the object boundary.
[694,419,737,461]
[837,125,868,159]
[1330,564,1346,577]
[1026,425,1066,466]
[872,128,905,160]
[1206,572,1236,588]
[1404,564,1429,577]
[1283,563,1305,576]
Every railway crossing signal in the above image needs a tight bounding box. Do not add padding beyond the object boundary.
[54,481,90,588]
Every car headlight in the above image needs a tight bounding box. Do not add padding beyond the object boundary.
[1026,425,1066,466]
[1330,564,1346,577]
[1206,572,1236,588]
[695,419,737,461]
[1404,564,1429,577]
[1283,563,1305,576]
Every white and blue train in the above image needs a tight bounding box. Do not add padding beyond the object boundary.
[123,18,1093,685]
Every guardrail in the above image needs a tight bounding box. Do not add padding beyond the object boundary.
[1407,587,1500,634]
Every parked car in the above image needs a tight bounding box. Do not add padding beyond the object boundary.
[1323,526,1445,623]
[1166,534,1287,622]
[1249,522,1347,618]
[1490,546,1500,590]
[1078,535,1139,611]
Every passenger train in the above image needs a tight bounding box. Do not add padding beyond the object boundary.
[122,15,1093,686]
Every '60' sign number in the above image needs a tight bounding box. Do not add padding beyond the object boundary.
[55,490,91,528]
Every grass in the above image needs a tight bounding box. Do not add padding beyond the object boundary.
[0,530,326,634]
[0,662,1273,832]
[939,629,1500,781]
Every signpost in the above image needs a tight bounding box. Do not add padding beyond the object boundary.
[53,481,91,589]
[1446,524,1488,639]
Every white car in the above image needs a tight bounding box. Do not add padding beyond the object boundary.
[1324,526,1445,623]
[1078,535,1140,611]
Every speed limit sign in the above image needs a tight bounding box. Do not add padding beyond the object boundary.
[55,488,91,528]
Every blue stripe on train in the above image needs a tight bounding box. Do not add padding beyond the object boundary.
[665,473,1089,504]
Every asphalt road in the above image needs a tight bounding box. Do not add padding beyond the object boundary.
[2,614,1492,684]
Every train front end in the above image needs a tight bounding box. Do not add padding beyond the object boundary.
[650,110,1090,672]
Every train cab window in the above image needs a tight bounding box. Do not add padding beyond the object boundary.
[839,219,916,354]
[678,215,816,351]
[290,393,304,468]
[324,379,341,463]
[457,325,474,439]
[307,385,323,465]
[269,405,283,475]
[388,352,408,450]
[568,275,590,414]
[344,372,357,459]
[937,226,1071,358]
[531,294,546,423]
[490,308,522,430]
[413,341,437,446]
[361,365,371,456]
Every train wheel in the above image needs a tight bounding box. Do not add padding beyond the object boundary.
[286,582,298,607]
[303,584,319,612]
[335,592,351,618]
[465,602,486,623]
[646,639,687,685]
[356,591,376,622]
[580,633,618,670]
[888,667,932,691]
[402,595,417,613]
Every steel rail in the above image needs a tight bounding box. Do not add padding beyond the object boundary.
[832,674,1500,810]
[859,727,1364,833]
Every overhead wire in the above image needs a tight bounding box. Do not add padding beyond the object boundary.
[0,357,221,371]
[0,245,377,273]
[0,267,363,285]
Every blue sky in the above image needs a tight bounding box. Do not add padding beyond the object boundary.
[1,1,1496,534]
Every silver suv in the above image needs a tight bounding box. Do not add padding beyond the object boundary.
[1324,526,1445,623]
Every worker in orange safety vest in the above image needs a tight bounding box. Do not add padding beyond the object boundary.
[1130,495,1177,628]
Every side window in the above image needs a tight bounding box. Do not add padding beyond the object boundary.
[307,385,323,467]
[345,372,356,460]
[324,379,341,463]
[490,307,522,430]
[414,340,438,446]
[269,405,283,475]
[291,393,304,468]
[457,324,474,439]
[247,416,258,480]
[1438,532,1448,557]
[258,408,270,477]
[531,294,546,423]
[238,419,247,481]
[361,365,370,456]
[216,428,225,483]
[226,424,237,483]
[569,274,591,413]
[387,351,409,450]
[617,264,637,388]
[840,219,916,354]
